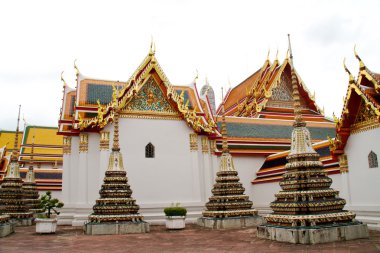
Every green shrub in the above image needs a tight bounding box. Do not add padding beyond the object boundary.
[164,204,187,217]
[40,191,64,218]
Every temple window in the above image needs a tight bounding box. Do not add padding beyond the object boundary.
[368,151,378,168]
[145,143,155,158]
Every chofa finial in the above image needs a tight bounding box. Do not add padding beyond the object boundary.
[354,44,365,70]
[61,71,67,88]
[343,58,355,84]
[74,59,79,76]
[149,36,156,56]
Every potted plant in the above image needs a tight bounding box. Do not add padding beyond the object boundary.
[35,191,64,234]
[164,203,187,229]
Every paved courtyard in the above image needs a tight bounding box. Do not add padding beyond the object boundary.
[1,225,380,253]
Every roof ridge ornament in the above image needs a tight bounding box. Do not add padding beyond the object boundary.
[149,36,156,56]
[275,49,279,61]
[354,44,365,70]
[343,58,355,84]
[61,71,67,88]
[74,59,79,77]
[266,49,270,61]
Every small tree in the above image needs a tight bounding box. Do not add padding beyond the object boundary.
[40,191,64,218]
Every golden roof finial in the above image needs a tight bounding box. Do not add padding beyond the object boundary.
[149,36,155,56]
[74,59,79,76]
[221,87,229,154]
[343,58,355,84]
[332,112,339,123]
[61,71,67,88]
[275,49,279,61]
[266,49,270,61]
[354,44,365,70]
[11,105,21,161]
[194,69,199,83]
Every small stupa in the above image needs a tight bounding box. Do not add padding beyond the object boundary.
[197,89,261,229]
[22,128,43,214]
[0,105,33,226]
[257,35,368,244]
[84,95,149,235]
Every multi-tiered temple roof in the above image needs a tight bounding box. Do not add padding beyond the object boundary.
[330,48,380,156]
[214,53,335,156]
[0,126,63,191]
[58,46,218,137]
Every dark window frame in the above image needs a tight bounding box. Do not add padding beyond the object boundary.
[145,143,155,158]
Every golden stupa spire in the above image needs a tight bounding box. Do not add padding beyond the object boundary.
[30,127,35,168]
[25,127,36,183]
[288,34,305,128]
[107,88,124,171]
[221,87,229,154]
[112,87,120,152]
[112,109,120,152]
[11,105,21,162]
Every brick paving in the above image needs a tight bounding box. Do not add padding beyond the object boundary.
[1,225,379,253]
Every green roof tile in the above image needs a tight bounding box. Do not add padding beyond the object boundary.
[217,122,336,139]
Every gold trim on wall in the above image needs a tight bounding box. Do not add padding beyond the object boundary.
[79,133,88,153]
[190,133,198,151]
[99,131,110,151]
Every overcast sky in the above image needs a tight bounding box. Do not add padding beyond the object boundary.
[1,0,379,130]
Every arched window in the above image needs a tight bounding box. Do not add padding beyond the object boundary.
[145,143,155,158]
[368,151,378,168]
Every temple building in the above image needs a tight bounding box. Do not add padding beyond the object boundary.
[257,39,368,244]
[0,126,63,193]
[57,44,336,226]
[329,48,380,230]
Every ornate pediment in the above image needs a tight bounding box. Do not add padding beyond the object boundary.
[351,100,380,134]
[122,77,179,117]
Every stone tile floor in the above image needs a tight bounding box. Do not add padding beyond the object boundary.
[1,225,379,253]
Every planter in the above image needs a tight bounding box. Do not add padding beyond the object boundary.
[165,216,186,229]
[35,218,58,233]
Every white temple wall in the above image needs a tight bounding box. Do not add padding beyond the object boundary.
[344,128,380,229]
[87,133,101,206]
[117,118,198,204]
[232,156,266,209]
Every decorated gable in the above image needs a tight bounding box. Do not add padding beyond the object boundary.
[123,76,179,115]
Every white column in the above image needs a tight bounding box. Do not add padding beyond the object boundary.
[69,137,79,206]
[86,133,101,205]
[77,133,88,207]
[62,137,71,204]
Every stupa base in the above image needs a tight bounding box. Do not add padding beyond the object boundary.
[257,222,369,244]
[0,222,15,237]
[84,221,150,235]
[10,217,33,226]
[197,215,263,229]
